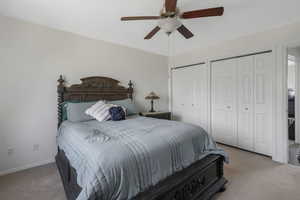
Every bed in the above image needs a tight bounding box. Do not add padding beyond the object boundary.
[55,76,228,200]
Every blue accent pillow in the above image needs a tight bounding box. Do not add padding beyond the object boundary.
[109,106,126,121]
[61,100,80,121]
[62,101,96,122]
[107,99,138,116]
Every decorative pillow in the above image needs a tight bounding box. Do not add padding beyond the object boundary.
[109,106,126,121]
[85,101,114,122]
[62,100,80,121]
[63,101,96,122]
[107,99,138,116]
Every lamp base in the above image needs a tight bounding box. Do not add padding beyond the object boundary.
[149,100,155,113]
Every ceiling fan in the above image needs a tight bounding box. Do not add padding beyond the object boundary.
[121,0,224,40]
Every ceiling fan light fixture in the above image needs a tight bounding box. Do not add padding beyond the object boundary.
[158,17,182,35]
[121,0,224,40]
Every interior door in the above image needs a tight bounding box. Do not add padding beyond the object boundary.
[212,59,238,146]
[237,56,255,151]
[253,53,273,156]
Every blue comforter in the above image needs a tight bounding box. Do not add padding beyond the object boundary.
[57,116,227,200]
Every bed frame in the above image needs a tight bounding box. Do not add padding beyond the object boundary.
[56,75,227,200]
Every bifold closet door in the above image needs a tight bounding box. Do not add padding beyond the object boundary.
[237,56,255,151]
[172,68,190,122]
[212,59,238,146]
[212,52,273,156]
[172,64,209,131]
[188,65,209,131]
[253,53,273,156]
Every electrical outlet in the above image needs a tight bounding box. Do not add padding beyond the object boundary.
[8,148,14,156]
[33,144,40,151]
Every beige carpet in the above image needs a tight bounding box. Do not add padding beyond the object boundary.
[0,145,300,200]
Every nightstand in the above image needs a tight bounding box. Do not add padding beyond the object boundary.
[139,112,171,120]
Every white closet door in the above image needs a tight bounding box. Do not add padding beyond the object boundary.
[172,64,209,130]
[189,65,209,131]
[212,59,238,146]
[172,68,188,122]
[181,67,195,123]
[172,67,194,123]
[253,53,273,156]
[237,56,255,151]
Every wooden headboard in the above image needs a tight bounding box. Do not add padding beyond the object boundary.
[57,75,133,127]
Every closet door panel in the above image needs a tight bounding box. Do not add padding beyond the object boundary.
[171,69,181,121]
[212,60,237,146]
[172,68,188,121]
[254,53,273,156]
[189,65,209,131]
[172,69,184,109]
[172,64,208,130]
[180,67,195,124]
[237,56,254,151]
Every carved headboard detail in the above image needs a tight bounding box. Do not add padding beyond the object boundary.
[57,75,133,127]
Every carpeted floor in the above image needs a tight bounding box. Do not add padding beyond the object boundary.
[0,145,300,200]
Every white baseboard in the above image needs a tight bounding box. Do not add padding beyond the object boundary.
[0,158,55,176]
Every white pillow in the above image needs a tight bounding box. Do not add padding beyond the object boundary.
[85,101,113,122]
[86,101,128,122]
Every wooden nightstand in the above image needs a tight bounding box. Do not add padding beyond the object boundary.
[140,112,171,120]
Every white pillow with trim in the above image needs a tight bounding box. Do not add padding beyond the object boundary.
[85,101,113,122]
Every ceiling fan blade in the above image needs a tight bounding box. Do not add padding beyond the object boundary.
[121,16,161,21]
[144,26,161,40]
[165,0,177,12]
[177,25,194,39]
[181,7,224,19]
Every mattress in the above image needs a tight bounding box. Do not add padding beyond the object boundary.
[57,116,227,200]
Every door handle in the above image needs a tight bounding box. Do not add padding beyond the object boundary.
[245,108,249,111]
[227,106,231,109]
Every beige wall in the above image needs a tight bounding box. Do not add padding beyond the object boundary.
[0,15,168,174]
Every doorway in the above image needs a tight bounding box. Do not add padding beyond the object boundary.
[287,46,300,166]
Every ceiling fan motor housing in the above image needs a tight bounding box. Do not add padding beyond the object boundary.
[158,17,182,35]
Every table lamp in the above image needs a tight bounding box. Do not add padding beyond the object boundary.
[145,92,160,112]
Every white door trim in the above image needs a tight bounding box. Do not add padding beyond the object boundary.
[168,57,173,114]
[271,45,288,163]
[206,60,212,136]
[295,56,300,144]
[278,40,300,163]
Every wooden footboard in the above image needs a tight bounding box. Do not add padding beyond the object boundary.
[56,148,227,200]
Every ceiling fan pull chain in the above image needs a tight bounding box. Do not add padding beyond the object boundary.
[168,33,175,68]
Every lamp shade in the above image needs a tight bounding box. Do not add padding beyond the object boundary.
[145,92,160,100]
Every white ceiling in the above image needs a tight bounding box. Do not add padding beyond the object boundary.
[1,0,300,56]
